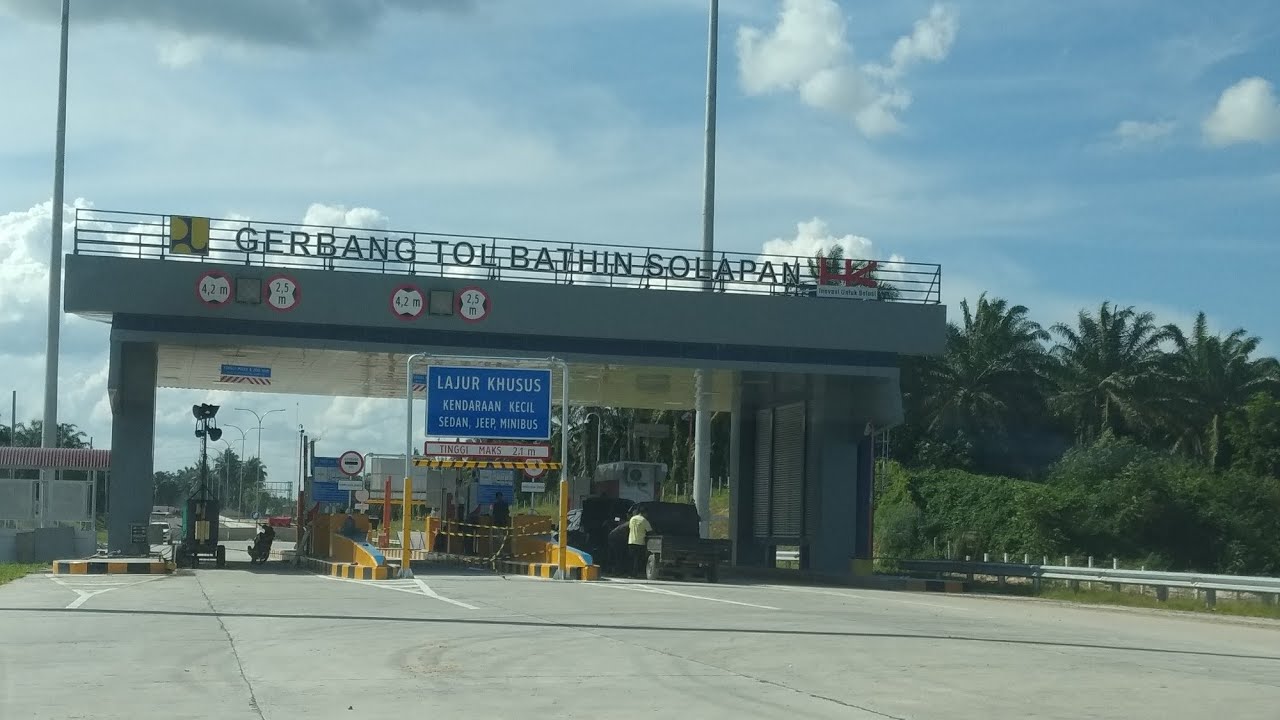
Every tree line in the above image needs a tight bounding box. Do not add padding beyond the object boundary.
[879,294,1280,574]
[155,448,291,516]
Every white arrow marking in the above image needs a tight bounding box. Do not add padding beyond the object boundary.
[317,574,477,610]
[49,575,166,609]
[593,580,779,610]
[412,578,479,610]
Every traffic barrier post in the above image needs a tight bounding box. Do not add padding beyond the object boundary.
[558,475,569,580]
[398,475,414,578]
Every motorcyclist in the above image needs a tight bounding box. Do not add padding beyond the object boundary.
[251,523,276,560]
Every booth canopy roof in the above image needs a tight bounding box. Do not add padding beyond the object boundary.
[156,343,737,411]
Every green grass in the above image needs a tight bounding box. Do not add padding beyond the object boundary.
[1032,586,1280,620]
[952,576,1280,620]
[0,563,45,587]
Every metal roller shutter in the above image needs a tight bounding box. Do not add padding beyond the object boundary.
[752,408,773,539]
[770,402,805,539]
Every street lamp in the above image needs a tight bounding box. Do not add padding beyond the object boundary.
[691,0,720,539]
[222,423,247,515]
[235,407,285,517]
[40,0,70,465]
[218,440,233,507]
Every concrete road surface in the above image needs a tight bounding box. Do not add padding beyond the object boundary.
[1,563,1278,719]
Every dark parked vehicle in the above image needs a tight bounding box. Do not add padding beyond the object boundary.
[567,495,635,574]
[636,501,731,583]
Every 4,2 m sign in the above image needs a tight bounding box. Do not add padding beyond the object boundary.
[425,366,552,441]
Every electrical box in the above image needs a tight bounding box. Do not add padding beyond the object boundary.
[591,462,668,503]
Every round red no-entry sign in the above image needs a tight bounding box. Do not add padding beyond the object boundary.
[338,450,364,477]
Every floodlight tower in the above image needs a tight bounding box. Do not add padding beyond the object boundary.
[177,403,228,568]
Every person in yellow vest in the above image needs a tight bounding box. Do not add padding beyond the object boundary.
[627,506,653,578]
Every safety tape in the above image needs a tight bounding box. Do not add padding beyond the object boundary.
[432,526,552,539]
[411,459,563,470]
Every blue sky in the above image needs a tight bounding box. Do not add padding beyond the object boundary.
[1,0,1277,477]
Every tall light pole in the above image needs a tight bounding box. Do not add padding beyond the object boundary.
[218,440,233,507]
[41,0,71,461]
[222,423,247,515]
[692,0,719,539]
[235,408,284,517]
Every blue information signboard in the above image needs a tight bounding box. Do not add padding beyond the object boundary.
[425,365,552,441]
[220,364,271,379]
[313,481,348,503]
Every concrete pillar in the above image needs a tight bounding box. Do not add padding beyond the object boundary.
[807,376,858,576]
[732,373,766,567]
[727,372,743,566]
[107,340,157,555]
[853,431,874,563]
[692,368,712,538]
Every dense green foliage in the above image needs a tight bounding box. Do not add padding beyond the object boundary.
[879,294,1280,574]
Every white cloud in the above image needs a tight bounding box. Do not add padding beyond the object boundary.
[1111,119,1176,147]
[751,217,918,297]
[155,33,211,69]
[301,203,391,231]
[736,0,958,137]
[1203,76,1280,147]
[878,3,960,81]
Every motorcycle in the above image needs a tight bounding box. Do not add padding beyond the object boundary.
[247,527,275,565]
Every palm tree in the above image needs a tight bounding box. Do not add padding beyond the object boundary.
[1049,302,1169,443]
[912,293,1050,442]
[1158,312,1280,468]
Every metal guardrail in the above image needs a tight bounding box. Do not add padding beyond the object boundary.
[896,559,1280,605]
[71,208,944,304]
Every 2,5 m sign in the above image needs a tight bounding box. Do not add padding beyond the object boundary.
[425,366,552,441]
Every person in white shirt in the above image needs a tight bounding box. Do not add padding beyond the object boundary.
[627,507,653,578]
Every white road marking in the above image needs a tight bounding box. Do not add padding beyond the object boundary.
[317,574,477,610]
[48,575,167,610]
[751,583,974,611]
[595,581,779,610]
[412,579,479,610]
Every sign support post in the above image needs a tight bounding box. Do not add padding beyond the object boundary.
[558,361,569,581]
[404,352,572,579]
[399,474,413,579]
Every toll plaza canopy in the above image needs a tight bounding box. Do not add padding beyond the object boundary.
[64,209,949,571]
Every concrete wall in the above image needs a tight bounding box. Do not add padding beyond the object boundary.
[66,256,947,365]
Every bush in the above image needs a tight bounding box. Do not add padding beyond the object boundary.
[878,434,1280,575]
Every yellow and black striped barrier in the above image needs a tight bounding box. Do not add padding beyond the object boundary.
[497,560,599,581]
[302,556,394,581]
[411,459,562,470]
[51,559,173,575]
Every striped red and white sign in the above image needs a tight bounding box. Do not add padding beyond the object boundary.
[219,375,272,386]
[412,383,427,392]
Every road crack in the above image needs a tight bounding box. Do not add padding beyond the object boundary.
[488,596,905,718]
[194,574,266,720]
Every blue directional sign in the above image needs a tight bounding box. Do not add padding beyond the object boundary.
[425,365,552,441]
[220,364,271,379]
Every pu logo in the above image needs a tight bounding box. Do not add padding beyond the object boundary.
[169,215,210,255]
[816,254,878,288]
